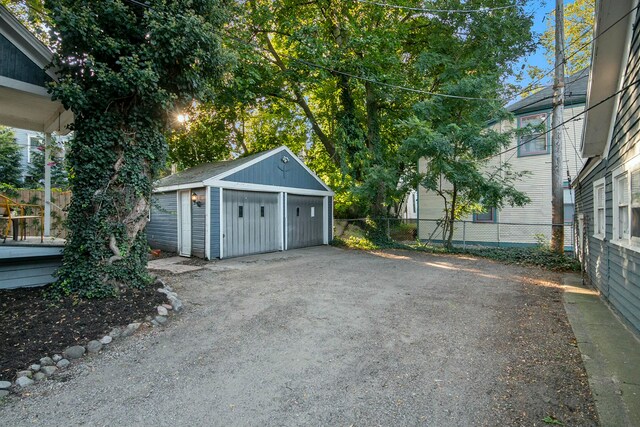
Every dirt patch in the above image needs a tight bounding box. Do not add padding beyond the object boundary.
[489,272,599,426]
[0,285,165,381]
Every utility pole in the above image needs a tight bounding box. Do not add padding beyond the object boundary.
[551,0,565,254]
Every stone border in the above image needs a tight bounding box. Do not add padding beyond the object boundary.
[0,278,182,397]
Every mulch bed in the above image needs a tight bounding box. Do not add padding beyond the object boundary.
[0,285,166,382]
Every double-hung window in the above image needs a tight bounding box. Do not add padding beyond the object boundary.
[518,113,549,156]
[612,166,640,248]
[593,178,605,239]
[473,207,496,223]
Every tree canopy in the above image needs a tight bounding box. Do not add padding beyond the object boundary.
[0,126,22,187]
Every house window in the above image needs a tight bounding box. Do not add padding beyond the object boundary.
[613,171,629,240]
[631,169,640,242]
[593,178,606,239]
[518,113,549,156]
[27,135,43,164]
[473,207,496,223]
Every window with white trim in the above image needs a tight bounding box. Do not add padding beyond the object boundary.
[593,178,605,238]
[27,135,43,164]
[518,113,548,156]
[613,170,629,240]
[631,169,640,243]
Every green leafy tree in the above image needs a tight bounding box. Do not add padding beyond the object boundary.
[1,0,50,43]
[24,136,68,189]
[528,0,595,83]
[220,0,534,219]
[46,0,228,297]
[0,126,22,187]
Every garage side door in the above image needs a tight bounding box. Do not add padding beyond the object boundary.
[287,195,324,249]
[223,190,279,258]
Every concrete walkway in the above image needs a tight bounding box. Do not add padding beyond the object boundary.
[563,275,640,427]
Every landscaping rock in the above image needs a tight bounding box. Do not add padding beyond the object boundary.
[0,381,11,390]
[56,359,70,369]
[168,296,183,312]
[157,306,168,316]
[33,372,46,382]
[0,390,9,398]
[162,303,172,310]
[86,340,103,353]
[29,364,40,372]
[154,278,166,287]
[100,335,113,345]
[40,357,54,366]
[15,377,34,388]
[121,322,141,337]
[41,366,56,376]
[154,315,168,325]
[109,328,122,339]
[63,345,86,360]
[151,320,159,326]
[52,354,62,362]
[16,370,32,379]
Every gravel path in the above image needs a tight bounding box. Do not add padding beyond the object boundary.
[0,246,597,426]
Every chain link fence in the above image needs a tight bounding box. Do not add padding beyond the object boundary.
[334,218,575,251]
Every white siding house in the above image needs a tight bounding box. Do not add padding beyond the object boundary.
[418,70,588,248]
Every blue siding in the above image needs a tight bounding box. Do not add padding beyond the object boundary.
[0,33,51,86]
[147,191,178,253]
[0,246,63,289]
[575,10,640,336]
[222,149,327,191]
[210,187,220,258]
[191,187,206,258]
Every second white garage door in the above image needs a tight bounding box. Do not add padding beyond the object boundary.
[287,194,324,249]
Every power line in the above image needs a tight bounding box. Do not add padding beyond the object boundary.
[484,78,640,161]
[224,33,501,101]
[352,0,518,14]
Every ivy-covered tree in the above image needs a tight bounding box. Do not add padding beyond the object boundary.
[24,137,68,189]
[46,0,227,296]
[0,126,22,187]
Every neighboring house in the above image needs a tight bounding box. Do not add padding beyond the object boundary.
[393,189,418,220]
[573,0,640,335]
[417,70,588,249]
[147,146,334,259]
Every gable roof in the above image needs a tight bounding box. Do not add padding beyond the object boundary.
[507,68,589,115]
[0,5,73,134]
[155,146,333,194]
[580,0,636,158]
[155,148,275,188]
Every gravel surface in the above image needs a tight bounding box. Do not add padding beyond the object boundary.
[0,246,597,426]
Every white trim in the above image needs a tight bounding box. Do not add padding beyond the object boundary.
[155,182,204,193]
[612,166,627,241]
[203,146,333,192]
[205,186,211,260]
[322,196,328,244]
[178,190,192,257]
[205,180,333,196]
[283,192,288,250]
[278,192,284,251]
[593,177,606,240]
[603,3,637,159]
[575,156,603,184]
[176,192,181,253]
[610,238,640,254]
[219,187,224,259]
[0,76,50,97]
[330,197,334,242]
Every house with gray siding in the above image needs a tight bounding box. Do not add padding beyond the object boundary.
[574,0,640,336]
[147,146,334,259]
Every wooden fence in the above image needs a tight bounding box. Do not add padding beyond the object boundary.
[11,190,71,239]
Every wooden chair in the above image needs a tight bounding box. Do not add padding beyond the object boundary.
[0,194,44,243]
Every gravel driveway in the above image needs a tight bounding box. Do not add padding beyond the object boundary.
[0,246,597,426]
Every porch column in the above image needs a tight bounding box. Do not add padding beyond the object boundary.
[44,132,51,237]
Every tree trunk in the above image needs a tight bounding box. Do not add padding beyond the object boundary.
[445,186,458,249]
[366,81,385,217]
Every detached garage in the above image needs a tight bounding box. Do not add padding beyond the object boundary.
[147,146,334,259]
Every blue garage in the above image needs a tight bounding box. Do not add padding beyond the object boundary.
[147,146,334,259]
